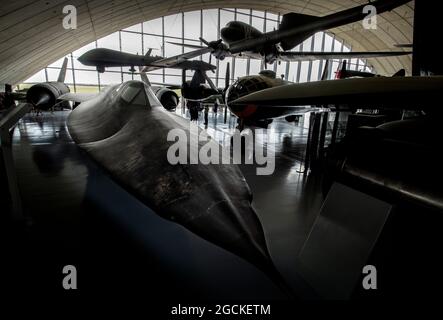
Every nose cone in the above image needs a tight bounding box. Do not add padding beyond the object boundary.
[77,48,103,66]
[226,77,270,118]
[77,51,90,65]
[203,199,271,265]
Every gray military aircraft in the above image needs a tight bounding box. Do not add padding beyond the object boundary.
[78,47,215,73]
[170,0,412,64]
[222,61,331,129]
[61,73,291,296]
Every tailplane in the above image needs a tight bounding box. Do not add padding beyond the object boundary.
[321,60,330,81]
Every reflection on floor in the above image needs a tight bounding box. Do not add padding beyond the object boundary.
[4,107,325,299]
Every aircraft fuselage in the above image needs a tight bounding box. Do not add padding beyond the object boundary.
[78,48,163,72]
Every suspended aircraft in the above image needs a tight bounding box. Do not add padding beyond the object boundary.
[78,47,222,109]
[78,47,215,73]
[169,0,412,65]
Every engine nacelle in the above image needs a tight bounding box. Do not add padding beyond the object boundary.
[26,82,70,110]
[151,86,179,110]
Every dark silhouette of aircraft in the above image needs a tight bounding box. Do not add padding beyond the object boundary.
[170,0,412,65]
[78,47,215,73]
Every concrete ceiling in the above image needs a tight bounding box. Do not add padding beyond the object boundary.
[0,0,414,85]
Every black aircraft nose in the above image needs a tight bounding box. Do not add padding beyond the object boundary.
[77,52,89,65]
[220,26,244,43]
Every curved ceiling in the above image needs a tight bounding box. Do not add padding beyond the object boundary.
[0,0,414,85]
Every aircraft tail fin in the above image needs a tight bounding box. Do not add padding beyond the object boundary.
[321,60,330,81]
[145,48,152,57]
[190,69,206,87]
[279,13,319,31]
[279,13,319,51]
[335,60,347,79]
[5,83,12,94]
[57,57,68,83]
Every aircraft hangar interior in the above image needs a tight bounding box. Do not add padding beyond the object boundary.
[1,0,442,310]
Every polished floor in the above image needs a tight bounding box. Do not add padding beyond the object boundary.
[3,106,325,299]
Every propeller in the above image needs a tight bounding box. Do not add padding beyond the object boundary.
[199,37,228,60]
[219,62,231,105]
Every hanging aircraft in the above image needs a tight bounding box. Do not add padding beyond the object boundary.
[78,47,215,73]
[77,47,221,109]
[169,0,412,65]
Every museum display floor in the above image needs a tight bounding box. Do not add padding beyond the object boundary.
[3,107,325,299]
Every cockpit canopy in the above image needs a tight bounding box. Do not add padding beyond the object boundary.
[115,81,162,108]
[225,76,270,104]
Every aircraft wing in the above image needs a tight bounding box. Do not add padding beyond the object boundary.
[141,47,213,72]
[227,0,411,54]
[230,76,443,110]
[279,51,411,62]
[167,41,241,59]
[58,92,98,103]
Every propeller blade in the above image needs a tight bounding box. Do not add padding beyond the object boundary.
[225,62,230,90]
[321,60,330,81]
[199,37,210,46]
[166,41,206,50]
[182,69,186,85]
